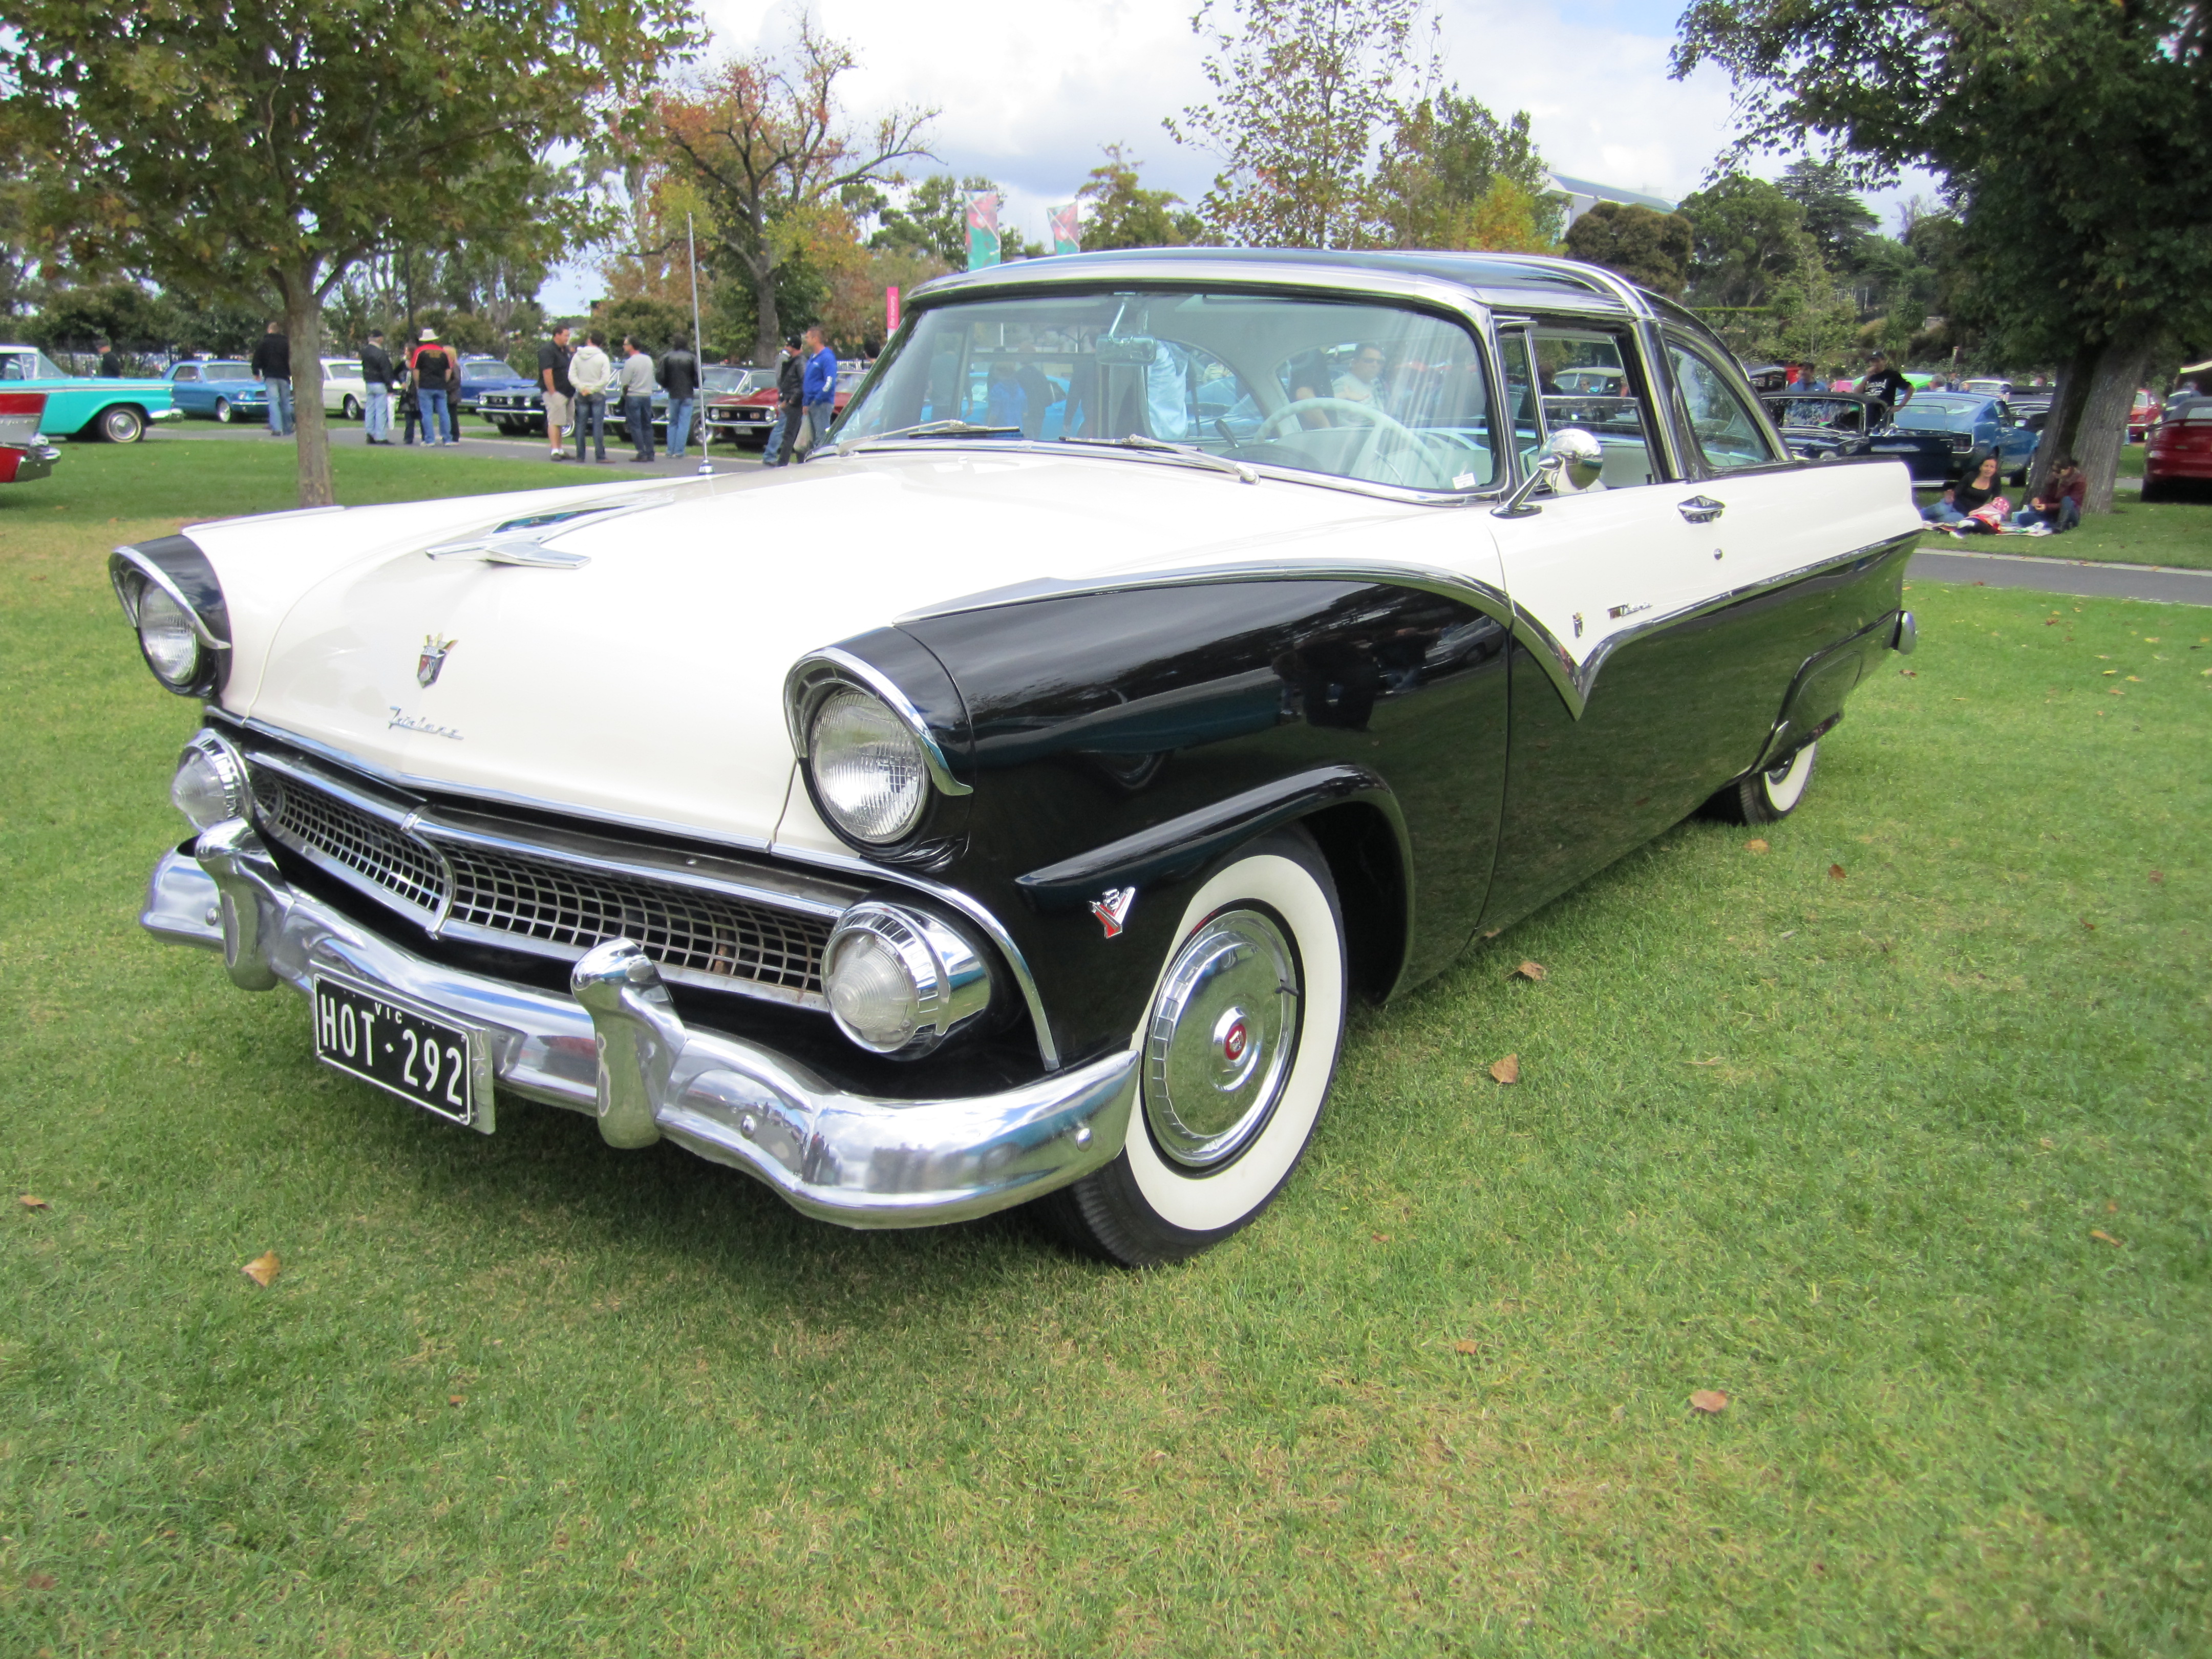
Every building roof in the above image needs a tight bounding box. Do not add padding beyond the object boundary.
[1546,174,1679,216]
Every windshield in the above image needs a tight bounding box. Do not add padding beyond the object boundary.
[836,288,1500,492]
[702,366,758,394]
[0,350,72,380]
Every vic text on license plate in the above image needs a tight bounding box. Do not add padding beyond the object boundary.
[311,972,491,1131]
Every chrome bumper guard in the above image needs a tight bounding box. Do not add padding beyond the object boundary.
[142,822,1135,1228]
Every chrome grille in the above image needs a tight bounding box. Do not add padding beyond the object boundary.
[443,845,825,993]
[257,769,831,1003]
[265,777,448,914]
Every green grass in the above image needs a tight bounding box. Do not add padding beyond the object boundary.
[1916,493,2212,570]
[5,447,2211,1655]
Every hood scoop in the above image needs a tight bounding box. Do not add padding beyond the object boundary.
[424,494,678,569]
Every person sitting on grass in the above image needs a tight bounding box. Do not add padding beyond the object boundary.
[1921,453,2003,533]
[2013,458,2086,535]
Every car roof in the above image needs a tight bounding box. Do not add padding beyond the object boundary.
[916,247,1661,320]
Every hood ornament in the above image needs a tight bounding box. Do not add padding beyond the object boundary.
[1089,886,1136,939]
[417,633,458,688]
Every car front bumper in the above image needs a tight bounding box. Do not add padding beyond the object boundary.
[142,824,1136,1228]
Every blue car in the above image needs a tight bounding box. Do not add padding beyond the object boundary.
[1888,392,2040,483]
[165,360,271,424]
[456,354,531,413]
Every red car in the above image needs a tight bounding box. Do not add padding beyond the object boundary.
[2128,389,2162,442]
[2141,398,2212,500]
[702,361,865,446]
[0,390,58,483]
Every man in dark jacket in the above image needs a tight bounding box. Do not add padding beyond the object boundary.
[249,322,293,437]
[359,331,395,444]
[767,336,804,467]
[660,333,700,459]
[97,339,124,378]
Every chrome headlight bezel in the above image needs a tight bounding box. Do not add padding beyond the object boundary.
[109,539,231,697]
[784,650,971,852]
[171,729,253,832]
[822,901,994,1057]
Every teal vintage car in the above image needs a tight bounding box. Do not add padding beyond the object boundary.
[0,345,182,443]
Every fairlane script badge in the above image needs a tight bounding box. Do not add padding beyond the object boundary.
[1090,887,1137,939]
[417,633,458,688]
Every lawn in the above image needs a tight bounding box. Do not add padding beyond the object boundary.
[5,444,2210,1655]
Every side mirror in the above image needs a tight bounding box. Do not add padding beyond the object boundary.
[1495,428,1604,518]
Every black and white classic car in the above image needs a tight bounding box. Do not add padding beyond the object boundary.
[117,251,1921,1264]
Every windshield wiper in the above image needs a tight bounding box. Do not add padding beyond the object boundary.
[1057,433,1258,484]
[837,419,1022,450]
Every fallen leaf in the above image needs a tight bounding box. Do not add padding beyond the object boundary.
[1828,863,1846,880]
[241,1250,280,1287]
[1370,1232,1391,1243]
[2089,1229,2123,1248]
[1480,927,1502,940]
[1898,668,1917,677]
[1812,1560,1827,1575]
[1685,1056,1723,1067]
[2102,668,2118,675]
[449,1394,467,1407]
[18,1194,49,1210]
[2149,870,2164,884]
[25,1572,55,1590]
[2105,1200,2118,1213]
[2125,675,2142,683]
[1746,838,1770,854]
[2044,616,2060,626]
[1689,1389,1730,1414]
[1488,1054,1520,1085]
[1454,1339,1481,1355]
[2081,918,2097,931]
[2109,688,2125,696]
[1511,959,1547,982]
[2038,1137,2055,1148]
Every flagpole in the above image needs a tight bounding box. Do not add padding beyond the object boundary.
[688,212,710,477]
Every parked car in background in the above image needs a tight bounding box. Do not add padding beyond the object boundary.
[1759,391,1957,480]
[1888,391,2039,482]
[476,381,544,436]
[2142,398,2211,499]
[318,358,370,420]
[118,249,1922,1264]
[166,360,271,426]
[0,345,181,443]
[0,389,60,482]
[1963,377,2015,398]
[457,355,533,414]
[2128,390,2162,442]
[699,363,865,446]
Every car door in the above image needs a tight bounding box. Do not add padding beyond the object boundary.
[170,366,203,414]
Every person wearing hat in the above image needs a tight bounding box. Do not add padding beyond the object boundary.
[765,335,804,468]
[410,327,457,448]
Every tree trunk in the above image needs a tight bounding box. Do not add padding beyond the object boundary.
[2072,335,2157,516]
[2029,339,2099,498]
[751,247,780,368]
[280,267,335,508]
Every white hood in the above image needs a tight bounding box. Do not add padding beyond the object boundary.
[205,452,1429,846]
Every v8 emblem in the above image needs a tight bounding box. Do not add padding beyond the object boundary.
[1089,887,1136,939]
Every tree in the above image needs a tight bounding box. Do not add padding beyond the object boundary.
[1674,0,2212,511]
[1,0,691,507]
[1076,146,1205,249]
[652,22,934,365]
[1679,175,1812,309]
[1776,159,1876,271]
[1562,202,1695,296]
[872,175,1004,268]
[1167,0,1438,247]
[1375,89,1562,250]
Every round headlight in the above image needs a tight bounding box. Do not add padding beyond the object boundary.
[171,733,249,832]
[137,583,205,689]
[825,927,924,1051]
[809,687,929,844]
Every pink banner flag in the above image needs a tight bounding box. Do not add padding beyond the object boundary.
[1048,203,1081,256]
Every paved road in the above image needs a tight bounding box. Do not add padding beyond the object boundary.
[1909,546,2212,606]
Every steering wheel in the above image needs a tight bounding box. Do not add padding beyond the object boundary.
[1253,396,1436,484]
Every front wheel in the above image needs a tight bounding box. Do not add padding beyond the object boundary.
[1039,828,1347,1266]
[1708,740,1819,825]
[98,405,145,443]
[212,398,231,424]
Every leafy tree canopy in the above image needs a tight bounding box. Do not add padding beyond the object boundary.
[1776,158,1876,271]
[1376,90,1561,250]
[1076,147,1204,250]
[1563,201,1694,296]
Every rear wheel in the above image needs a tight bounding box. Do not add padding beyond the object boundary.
[1708,741,1819,825]
[342,395,362,421]
[98,405,144,444]
[1039,828,1346,1266]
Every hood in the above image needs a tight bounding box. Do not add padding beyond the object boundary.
[220,451,1418,846]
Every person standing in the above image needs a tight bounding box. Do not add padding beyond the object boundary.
[569,331,613,462]
[1856,352,1914,426]
[618,335,658,463]
[250,321,293,437]
[765,336,803,467]
[359,330,395,445]
[410,327,455,447]
[538,324,575,461]
[798,326,837,460]
[660,333,699,459]
[97,338,124,378]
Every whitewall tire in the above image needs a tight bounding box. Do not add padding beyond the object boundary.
[1041,828,1347,1265]
[1710,740,1819,824]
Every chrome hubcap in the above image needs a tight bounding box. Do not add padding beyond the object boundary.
[1143,909,1300,1169]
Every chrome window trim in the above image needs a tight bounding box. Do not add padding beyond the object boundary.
[784,647,975,798]
[201,709,1060,1069]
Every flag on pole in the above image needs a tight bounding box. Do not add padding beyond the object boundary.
[966,193,1001,270]
[1048,203,1081,256]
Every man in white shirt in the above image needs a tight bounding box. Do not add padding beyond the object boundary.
[568,332,613,462]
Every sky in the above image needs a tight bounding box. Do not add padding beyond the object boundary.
[542,0,1938,312]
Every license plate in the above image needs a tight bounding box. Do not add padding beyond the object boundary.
[311,971,493,1131]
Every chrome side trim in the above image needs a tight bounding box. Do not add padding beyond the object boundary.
[784,647,975,797]
[142,838,1134,1229]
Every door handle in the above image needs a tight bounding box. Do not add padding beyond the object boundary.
[1677,496,1725,524]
